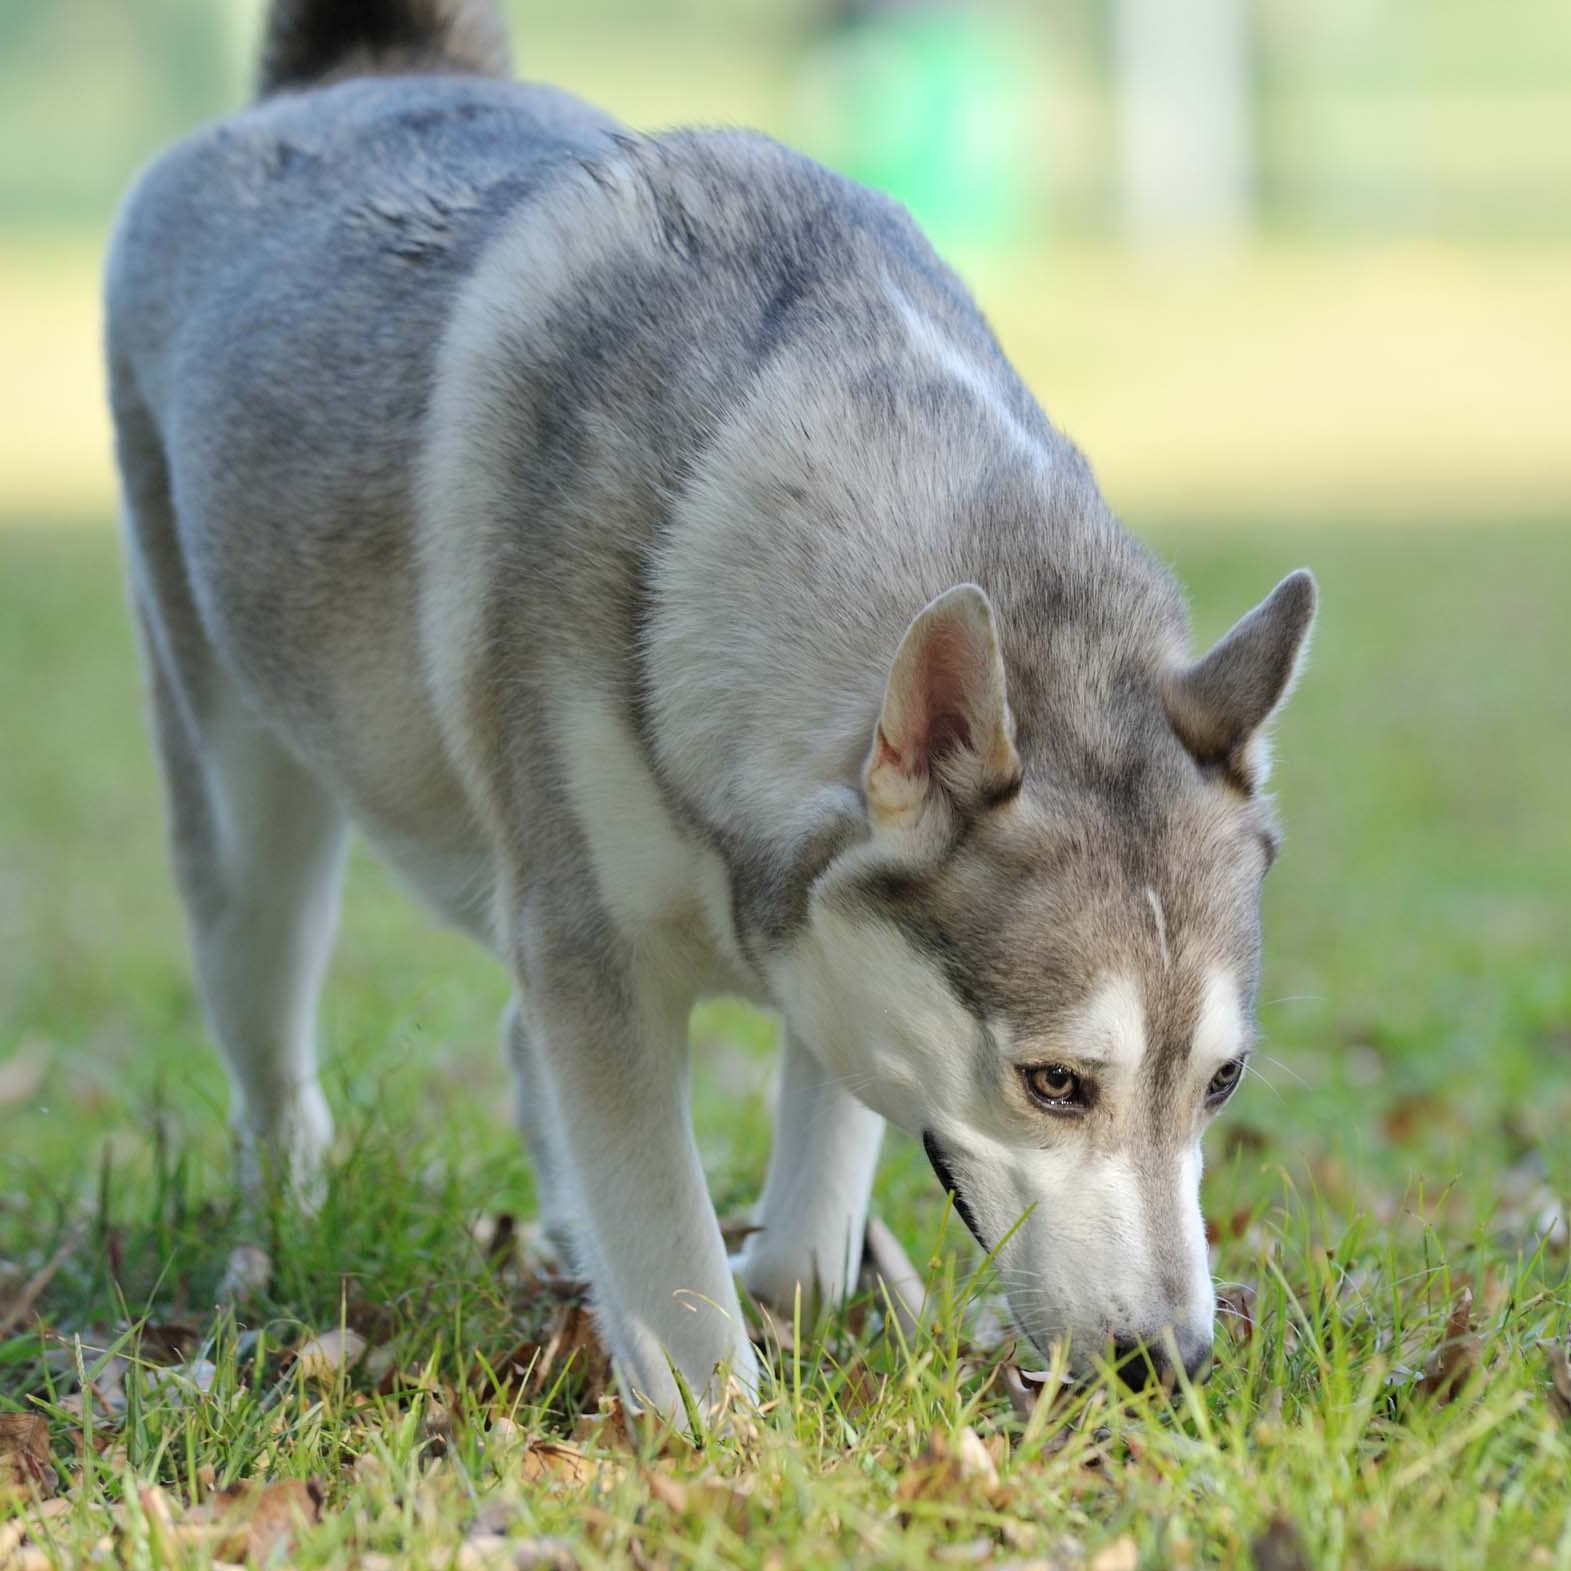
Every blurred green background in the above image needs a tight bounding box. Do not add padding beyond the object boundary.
[1,1,1568,1233]
[4,0,1571,525]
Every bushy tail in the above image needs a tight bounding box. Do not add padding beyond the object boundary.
[258,0,511,97]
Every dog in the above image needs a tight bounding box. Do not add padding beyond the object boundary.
[105,0,1316,1416]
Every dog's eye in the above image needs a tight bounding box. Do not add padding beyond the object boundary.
[1024,1064,1083,1108]
[1206,1058,1244,1104]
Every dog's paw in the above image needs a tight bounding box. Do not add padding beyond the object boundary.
[233,1086,333,1210]
[734,1233,854,1320]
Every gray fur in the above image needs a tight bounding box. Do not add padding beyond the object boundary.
[107,0,1314,1412]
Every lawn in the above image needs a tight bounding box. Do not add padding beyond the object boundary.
[1,509,1567,1569]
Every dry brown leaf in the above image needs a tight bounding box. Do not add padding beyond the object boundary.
[1000,1364,1047,1423]
[478,1338,546,1400]
[183,1476,324,1561]
[478,1301,612,1408]
[518,1442,596,1487]
[641,1466,753,1532]
[1216,1283,1259,1345]
[0,1414,57,1502]
[1088,1537,1139,1571]
[1548,1337,1571,1423]
[0,1546,52,1571]
[718,1215,764,1252]
[643,1467,689,1514]
[570,1394,641,1453]
[1382,1091,1448,1145]
[897,1425,1003,1516]
[834,1357,884,1420]
[1251,1516,1312,1571]
[1417,1287,1481,1405]
[135,1322,200,1365]
[294,1327,367,1381]
[998,1362,1080,1457]
[747,1298,796,1354]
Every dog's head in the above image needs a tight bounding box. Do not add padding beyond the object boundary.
[773,572,1316,1383]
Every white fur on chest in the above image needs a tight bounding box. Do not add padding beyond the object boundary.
[555,696,759,1000]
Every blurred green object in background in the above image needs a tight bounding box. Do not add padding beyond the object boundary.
[800,0,1033,247]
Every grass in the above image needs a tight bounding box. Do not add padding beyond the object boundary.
[2,513,1568,1568]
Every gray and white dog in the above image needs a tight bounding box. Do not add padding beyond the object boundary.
[106,0,1316,1415]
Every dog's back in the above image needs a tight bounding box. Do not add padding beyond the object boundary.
[107,74,613,726]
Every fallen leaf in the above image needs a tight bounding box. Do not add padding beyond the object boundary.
[1089,1536,1139,1571]
[1216,1283,1258,1344]
[746,1299,796,1354]
[1548,1337,1571,1423]
[421,1398,455,1457]
[1000,1364,1048,1423]
[643,1468,688,1513]
[294,1327,367,1381]
[477,1339,545,1401]
[833,1357,884,1420]
[518,1443,595,1486]
[136,1322,200,1365]
[1382,1090,1447,1145]
[0,1414,58,1501]
[570,1395,640,1453]
[897,1425,1002,1516]
[183,1477,324,1561]
[718,1215,764,1252]
[1417,1287,1481,1405]
[539,1302,613,1399]
[1251,1516,1311,1571]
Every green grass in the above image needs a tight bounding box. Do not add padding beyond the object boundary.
[1,517,1569,1568]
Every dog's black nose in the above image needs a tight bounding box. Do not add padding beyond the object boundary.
[1111,1337,1213,1390]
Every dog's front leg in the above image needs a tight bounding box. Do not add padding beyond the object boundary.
[520,928,758,1421]
[739,1031,884,1316]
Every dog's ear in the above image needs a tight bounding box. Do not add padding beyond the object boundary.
[1164,569,1317,788]
[865,584,1022,830]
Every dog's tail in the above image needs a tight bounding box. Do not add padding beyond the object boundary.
[257,0,512,98]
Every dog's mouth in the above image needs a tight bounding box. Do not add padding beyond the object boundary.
[921,1131,989,1252]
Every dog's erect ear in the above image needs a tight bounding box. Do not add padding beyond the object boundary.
[865,584,1022,830]
[1164,569,1317,787]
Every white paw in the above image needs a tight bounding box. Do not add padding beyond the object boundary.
[234,1086,333,1208]
[736,1231,857,1317]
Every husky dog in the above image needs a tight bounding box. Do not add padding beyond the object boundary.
[106,0,1316,1414]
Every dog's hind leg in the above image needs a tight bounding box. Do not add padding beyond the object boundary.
[117,400,347,1198]
[738,1031,884,1315]
[501,991,588,1268]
